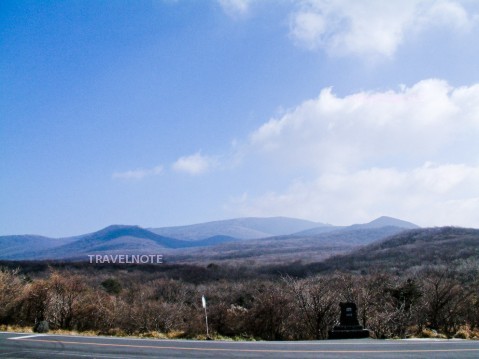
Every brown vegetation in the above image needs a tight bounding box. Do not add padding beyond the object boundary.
[1,260,478,340]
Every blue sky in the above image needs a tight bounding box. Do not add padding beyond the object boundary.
[1,0,479,237]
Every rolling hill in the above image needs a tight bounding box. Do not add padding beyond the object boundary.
[149,217,324,240]
[293,216,418,236]
[171,225,413,264]
[347,216,419,230]
[314,226,479,273]
[0,235,77,259]
[0,225,238,260]
[0,216,419,261]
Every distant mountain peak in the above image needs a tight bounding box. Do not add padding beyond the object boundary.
[346,216,419,231]
[366,216,419,229]
[99,224,141,231]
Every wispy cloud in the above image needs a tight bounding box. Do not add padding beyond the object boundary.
[218,0,252,18]
[289,0,477,58]
[172,152,216,175]
[228,163,479,227]
[112,166,163,180]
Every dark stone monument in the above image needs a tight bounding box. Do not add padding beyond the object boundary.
[328,302,370,339]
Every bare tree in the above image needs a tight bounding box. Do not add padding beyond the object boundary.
[284,275,338,339]
[420,268,470,335]
[249,281,293,340]
[0,268,24,323]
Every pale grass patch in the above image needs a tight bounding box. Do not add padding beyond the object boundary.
[49,329,98,336]
[419,328,447,339]
[0,324,33,333]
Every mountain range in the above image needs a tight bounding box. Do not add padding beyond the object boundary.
[149,217,327,240]
[0,216,419,261]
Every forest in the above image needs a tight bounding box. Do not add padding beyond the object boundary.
[1,258,479,340]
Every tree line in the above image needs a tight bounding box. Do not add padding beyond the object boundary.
[1,263,479,340]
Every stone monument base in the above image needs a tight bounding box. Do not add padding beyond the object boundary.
[328,325,370,339]
[329,302,370,339]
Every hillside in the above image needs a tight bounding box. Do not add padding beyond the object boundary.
[0,235,76,259]
[315,227,479,273]
[292,216,418,236]
[169,225,411,264]
[150,217,323,240]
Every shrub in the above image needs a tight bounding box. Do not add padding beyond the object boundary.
[33,320,49,333]
[454,329,469,339]
[101,278,122,295]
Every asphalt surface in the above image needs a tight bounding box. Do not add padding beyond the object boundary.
[1,332,479,358]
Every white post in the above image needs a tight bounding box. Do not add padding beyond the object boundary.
[202,295,209,338]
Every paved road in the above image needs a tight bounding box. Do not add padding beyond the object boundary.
[1,332,479,358]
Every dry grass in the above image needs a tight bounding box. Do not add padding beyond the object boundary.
[138,330,186,339]
[418,328,448,339]
[0,324,33,333]
[49,329,99,336]
[454,326,479,340]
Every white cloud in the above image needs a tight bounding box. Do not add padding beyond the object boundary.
[173,152,216,175]
[228,79,479,227]
[218,0,251,18]
[250,79,479,172]
[230,163,479,227]
[289,0,478,58]
[112,166,163,180]
[420,0,473,30]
